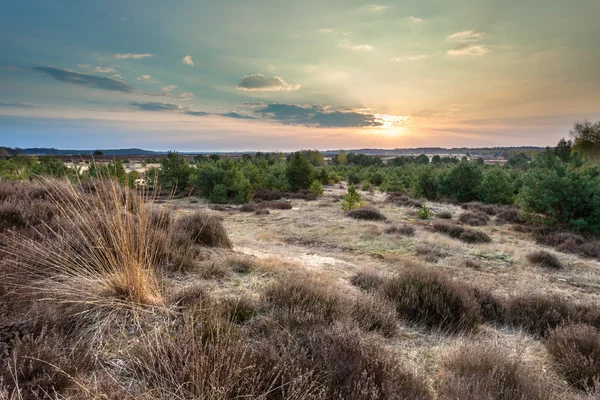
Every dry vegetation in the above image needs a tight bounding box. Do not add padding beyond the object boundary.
[1,180,600,399]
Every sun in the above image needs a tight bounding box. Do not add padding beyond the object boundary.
[371,114,410,136]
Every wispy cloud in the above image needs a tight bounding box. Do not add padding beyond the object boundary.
[137,74,152,80]
[361,4,390,12]
[448,30,485,43]
[338,40,374,51]
[131,102,184,111]
[447,44,489,56]
[237,74,300,91]
[319,28,334,33]
[176,92,194,100]
[93,66,116,73]
[409,16,423,22]
[114,53,153,59]
[390,54,430,62]
[0,102,37,108]
[33,66,135,92]
[182,55,194,66]
[185,110,256,119]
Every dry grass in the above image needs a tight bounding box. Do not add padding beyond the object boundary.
[437,342,554,400]
[458,211,490,226]
[381,268,481,333]
[546,324,600,392]
[347,206,387,221]
[350,270,385,292]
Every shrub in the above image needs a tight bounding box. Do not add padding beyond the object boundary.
[461,201,499,216]
[262,276,345,327]
[396,195,424,208]
[381,268,481,333]
[471,287,507,324]
[350,270,385,292]
[459,229,492,244]
[526,250,563,269]
[341,185,363,211]
[546,324,600,391]
[496,208,521,224]
[458,211,489,226]
[478,168,515,205]
[347,206,387,221]
[360,182,374,192]
[438,343,552,400]
[433,222,491,244]
[286,152,314,191]
[309,180,324,197]
[240,203,258,212]
[385,224,415,236]
[439,161,483,203]
[350,293,397,337]
[175,212,233,248]
[415,244,447,263]
[253,189,282,201]
[505,294,576,337]
[417,205,431,220]
[257,200,293,210]
[255,209,270,215]
[463,259,482,270]
[437,211,453,219]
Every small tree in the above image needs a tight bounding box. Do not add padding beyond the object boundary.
[342,185,363,211]
[478,168,515,205]
[286,152,314,191]
[309,180,324,197]
[159,151,191,191]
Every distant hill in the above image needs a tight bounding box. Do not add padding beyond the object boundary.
[9,148,166,156]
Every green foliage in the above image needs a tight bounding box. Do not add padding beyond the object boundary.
[361,182,374,192]
[341,185,363,211]
[414,167,439,200]
[570,119,600,160]
[159,151,191,190]
[478,168,515,205]
[309,180,324,197]
[519,150,600,232]
[439,161,483,203]
[417,205,431,219]
[286,152,314,191]
[332,150,347,165]
[301,149,325,166]
[210,183,229,204]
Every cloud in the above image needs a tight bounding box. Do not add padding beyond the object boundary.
[182,55,194,66]
[33,66,135,92]
[338,41,374,51]
[131,102,184,111]
[390,54,430,62]
[0,102,36,108]
[319,28,334,33]
[237,74,300,91]
[4,66,24,71]
[267,64,277,70]
[409,16,423,22]
[77,64,92,69]
[361,4,390,11]
[184,110,256,119]
[162,85,177,92]
[448,30,485,42]
[447,44,489,56]
[93,66,116,73]
[255,103,383,127]
[176,92,194,100]
[137,74,152,80]
[114,53,153,59]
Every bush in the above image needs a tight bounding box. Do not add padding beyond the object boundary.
[417,205,431,220]
[433,222,491,244]
[459,211,490,226]
[347,206,387,221]
[381,268,481,333]
[257,200,293,210]
[505,294,576,337]
[309,180,324,197]
[437,211,453,219]
[350,270,385,292]
[546,324,600,391]
[496,208,521,224]
[459,230,492,244]
[255,209,270,215]
[526,250,563,269]
[461,201,498,216]
[176,212,233,248]
[478,168,515,205]
[286,152,314,191]
[240,203,258,212]
[253,189,282,201]
[396,195,424,208]
[350,293,398,337]
[439,162,483,203]
[385,224,415,236]
[438,343,552,400]
[341,185,363,211]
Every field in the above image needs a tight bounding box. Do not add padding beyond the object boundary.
[2,177,599,399]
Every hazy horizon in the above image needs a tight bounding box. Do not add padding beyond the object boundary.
[1,0,599,150]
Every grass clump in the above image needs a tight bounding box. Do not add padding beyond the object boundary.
[381,268,481,333]
[526,250,564,269]
[176,212,232,248]
[350,270,385,292]
[546,323,600,392]
[350,293,398,337]
[437,211,453,220]
[458,211,490,226]
[385,224,415,236]
[438,343,552,400]
[347,206,387,221]
[433,222,491,244]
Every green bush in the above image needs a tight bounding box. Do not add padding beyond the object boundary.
[286,152,314,191]
[478,168,515,205]
[417,205,431,219]
[439,162,483,203]
[341,185,363,211]
[309,180,324,197]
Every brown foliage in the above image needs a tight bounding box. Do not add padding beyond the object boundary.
[347,206,387,221]
[526,250,564,269]
[458,211,490,226]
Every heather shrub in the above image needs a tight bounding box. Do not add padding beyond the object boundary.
[526,250,563,269]
[437,211,453,220]
[381,268,481,333]
[438,343,552,400]
[257,200,293,210]
[347,206,387,221]
[253,189,283,201]
[459,229,492,244]
[546,324,600,391]
[433,222,491,244]
[385,224,415,236]
[240,203,258,212]
[505,294,577,337]
[458,211,490,226]
[350,293,397,337]
[175,212,232,248]
[350,270,385,292]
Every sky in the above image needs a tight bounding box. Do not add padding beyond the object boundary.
[1,0,599,151]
